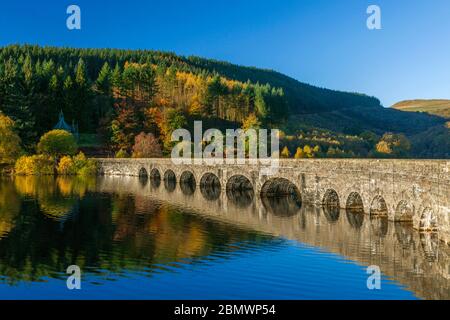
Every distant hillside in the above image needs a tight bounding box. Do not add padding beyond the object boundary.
[0,45,448,158]
[392,99,450,119]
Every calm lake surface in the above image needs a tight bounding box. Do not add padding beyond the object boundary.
[0,175,448,300]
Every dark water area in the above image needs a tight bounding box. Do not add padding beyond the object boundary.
[0,176,448,300]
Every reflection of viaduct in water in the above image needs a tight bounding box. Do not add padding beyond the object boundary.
[97,159,450,243]
[97,175,450,300]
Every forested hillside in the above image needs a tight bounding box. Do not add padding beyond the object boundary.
[0,44,448,158]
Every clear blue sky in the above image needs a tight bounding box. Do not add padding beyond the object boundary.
[0,0,449,107]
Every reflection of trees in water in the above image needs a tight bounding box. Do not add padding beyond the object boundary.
[0,178,271,284]
[13,176,96,221]
[0,180,21,238]
[1,175,449,297]
[39,196,77,221]
[261,193,301,217]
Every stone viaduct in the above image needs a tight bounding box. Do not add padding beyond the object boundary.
[96,158,450,243]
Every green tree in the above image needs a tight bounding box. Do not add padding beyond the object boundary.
[37,129,78,159]
[96,62,112,95]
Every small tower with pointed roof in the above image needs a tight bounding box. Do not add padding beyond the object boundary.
[53,110,79,140]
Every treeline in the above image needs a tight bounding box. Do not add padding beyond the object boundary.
[1,45,447,159]
[0,45,287,152]
[278,129,412,159]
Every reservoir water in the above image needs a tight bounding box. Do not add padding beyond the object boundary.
[0,176,448,299]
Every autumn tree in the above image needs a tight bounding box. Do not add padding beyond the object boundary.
[0,113,22,164]
[155,108,187,152]
[294,147,305,159]
[242,113,261,130]
[281,146,291,158]
[110,102,141,152]
[132,132,163,158]
[375,133,411,157]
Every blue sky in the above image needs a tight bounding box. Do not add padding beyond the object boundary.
[0,0,449,107]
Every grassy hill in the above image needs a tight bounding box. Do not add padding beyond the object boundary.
[392,99,450,119]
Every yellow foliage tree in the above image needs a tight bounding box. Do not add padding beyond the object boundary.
[242,113,261,130]
[57,156,75,175]
[294,147,305,159]
[281,146,291,158]
[0,114,22,165]
[303,145,314,158]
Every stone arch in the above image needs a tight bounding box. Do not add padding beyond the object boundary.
[163,169,176,192]
[394,200,414,222]
[226,175,253,192]
[345,192,364,213]
[419,207,438,232]
[322,189,340,207]
[138,167,148,178]
[200,172,221,201]
[260,177,301,199]
[260,177,301,216]
[138,167,149,187]
[150,168,161,188]
[369,195,388,217]
[150,168,161,179]
[164,169,176,182]
[200,172,221,188]
[226,175,254,207]
[180,171,196,185]
[322,189,340,223]
[180,171,196,195]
